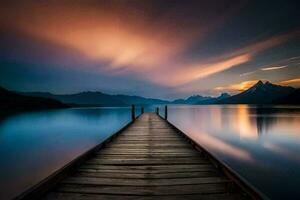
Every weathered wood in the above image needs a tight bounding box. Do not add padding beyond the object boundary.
[101,147,196,151]
[98,149,199,154]
[61,176,230,186]
[79,164,217,171]
[141,107,144,114]
[85,158,209,165]
[94,155,202,159]
[74,171,220,179]
[165,105,168,120]
[131,104,135,120]
[96,152,201,156]
[104,143,191,146]
[36,113,255,199]
[78,166,215,172]
[56,183,230,195]
[45,192,248,200]
[77,168,217,174]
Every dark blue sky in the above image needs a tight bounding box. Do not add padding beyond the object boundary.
[0,0,299,99]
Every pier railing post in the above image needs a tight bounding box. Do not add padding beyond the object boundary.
[155,107,159,115]
[131,104,135,121]
[141,107,144,114]
[165,105,168,120]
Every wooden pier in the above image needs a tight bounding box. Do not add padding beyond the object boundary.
[18,112,261,200]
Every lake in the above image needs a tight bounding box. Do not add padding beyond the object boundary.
[167,105,300,199]
[0,105,299,199]
[0,107,133,199]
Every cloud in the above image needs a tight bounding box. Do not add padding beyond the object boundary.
[158,31,298,87]
[240,65,288,77]
[0,1,298,89]
[279,78,300,87]
[215,77,300,93]
[154,53,252,87]
[216,76,300,93]
[1,1,230,71]
[240,56,299,77]
[261,65,288,71]
[240,70,257,77]
[215,80,259,93]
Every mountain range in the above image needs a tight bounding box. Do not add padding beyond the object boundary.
[171,93,231,104]
[21,91,169,106]
[274,88,300,104]
[1,80,299,110]
[0,86,67,112]
[171,95,212,104]
[215,80,296,104]
[20,80,300,105]
[20,91,232,106]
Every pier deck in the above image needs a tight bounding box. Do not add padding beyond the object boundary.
[23,113,255,199]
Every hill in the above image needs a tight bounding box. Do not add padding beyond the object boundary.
[197,93,231,104]
[274,88,300,104]
[216,81,295,104]
[172,95,212,104]
[0,86,67,112]
[22,91,169,106]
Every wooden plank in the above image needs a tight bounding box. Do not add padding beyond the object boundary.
[101,146,194,150]
[105,142,190,145]
[74,171,220,179]
[78,164,218,173]
[78,164,215,170]
[85,158,209,165]
[115,138,184,141]
[115,135,182,138]
[115,136,181,138]
[114,140,184,143]
[56,184,230,195]
[94,154,202,159]
[113,138,182,141]
[76,169,217,174]
[62,176,230,186]
[96,152,201,156]
[44,192,248,200]
[99,148,197,153]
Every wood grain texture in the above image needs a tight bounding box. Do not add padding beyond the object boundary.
[42,113,250,200]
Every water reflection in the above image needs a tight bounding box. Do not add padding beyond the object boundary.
[193,131,253,161]
[0,107,131,199]
[168,105,300,199]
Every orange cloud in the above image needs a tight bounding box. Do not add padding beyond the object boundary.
[0,1,298,88]
[159,54,252,86]
[279,78,300,87]
[0,1,209,72]
[215,80,259,93]
[151,32,297,87]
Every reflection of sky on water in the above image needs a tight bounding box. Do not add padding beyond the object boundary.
[168,105,300,199]
[0,108,131,199]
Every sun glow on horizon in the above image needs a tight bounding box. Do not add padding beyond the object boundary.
[215,80,259,93]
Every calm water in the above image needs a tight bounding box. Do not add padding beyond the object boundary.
[167,105,300,199]
[1,105,299,199]
[0,107,132,199]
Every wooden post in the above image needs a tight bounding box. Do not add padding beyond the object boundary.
[155,107,159,115]
[165,105,168,120]
[131,104,135,120]
[141,107,144,114]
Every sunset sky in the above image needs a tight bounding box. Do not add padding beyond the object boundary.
[0,0,299,99]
